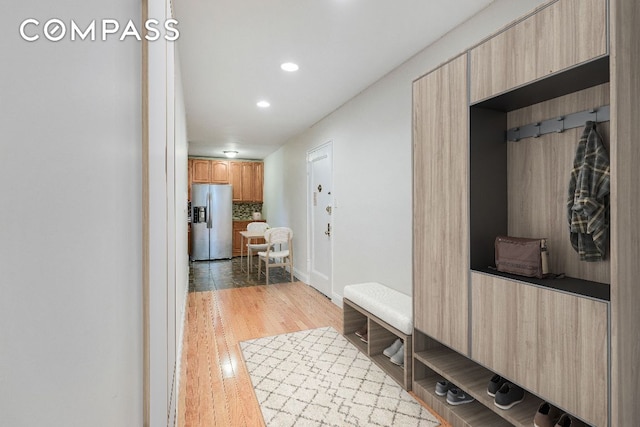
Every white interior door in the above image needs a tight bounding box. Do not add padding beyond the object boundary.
[308,143,333,298]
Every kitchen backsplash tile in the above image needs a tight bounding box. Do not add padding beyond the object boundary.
[233,203,263,220]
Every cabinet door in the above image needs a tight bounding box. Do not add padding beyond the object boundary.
[471,273,608,427]
[230,162,243,202]
[210,160,230,183]
[232,221,248,256]
[413,54,469,355]
[252,162,263,202]
[191,159,211,183]
[469,0,607,103]
[241,162,254,202]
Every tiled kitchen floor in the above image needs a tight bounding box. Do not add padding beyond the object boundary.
[188,256,298,292]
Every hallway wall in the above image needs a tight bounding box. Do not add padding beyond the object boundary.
[263,0,548,303]
[0,2,143,425]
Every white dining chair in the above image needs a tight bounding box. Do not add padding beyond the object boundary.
[246,222,271,273]
[257,227,294,284]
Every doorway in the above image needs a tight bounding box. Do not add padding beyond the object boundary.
[307,142,333,298]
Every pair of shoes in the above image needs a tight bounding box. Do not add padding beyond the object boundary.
[534,402,586,427]
[354,323,367,338]
[383,339,404,366]
[355,323,368,343]
[488,375,525,410]
[446,387,474,406]
[435,380,454,396]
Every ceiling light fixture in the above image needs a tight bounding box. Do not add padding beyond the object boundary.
[223,150,238,158]
[280,62,299,72]
[256,100,270,108]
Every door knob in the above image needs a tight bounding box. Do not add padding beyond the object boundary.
[324,223,331,236]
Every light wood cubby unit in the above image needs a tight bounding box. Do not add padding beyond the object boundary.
[410,0,640,425]
[413,53,469,356]
[342,298,412,391]
[469,0,608,104]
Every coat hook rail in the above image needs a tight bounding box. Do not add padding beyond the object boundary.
[506,105,610,142]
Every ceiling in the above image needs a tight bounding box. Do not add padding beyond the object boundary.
[174,0,495,160]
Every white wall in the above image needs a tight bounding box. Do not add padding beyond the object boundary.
[0,1,143,426]
[263,0,547,303]
[172,50,190,427]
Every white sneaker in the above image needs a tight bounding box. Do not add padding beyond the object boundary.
[389,343,404,366]
[383,338,403,357]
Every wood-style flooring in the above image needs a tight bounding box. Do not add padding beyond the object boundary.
[178,258,451,426]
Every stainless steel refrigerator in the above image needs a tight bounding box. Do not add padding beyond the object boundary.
[191,184,233,261]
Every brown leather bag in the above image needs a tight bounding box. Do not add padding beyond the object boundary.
[495,236,549,279]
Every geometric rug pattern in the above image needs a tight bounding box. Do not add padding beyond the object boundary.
[240,327,440,427]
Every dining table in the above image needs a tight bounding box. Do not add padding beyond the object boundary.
[239,229,267,278]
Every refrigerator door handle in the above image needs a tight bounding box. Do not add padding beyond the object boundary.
[206,191,213,229]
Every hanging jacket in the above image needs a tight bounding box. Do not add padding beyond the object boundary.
[567,121,610,261]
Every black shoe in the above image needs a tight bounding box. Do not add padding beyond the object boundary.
[494,382,525,410]
[487,374,508,397]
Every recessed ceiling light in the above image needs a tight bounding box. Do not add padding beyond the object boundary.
[256,100,270,108]
[223,150,238,158]
[281,62,299,72]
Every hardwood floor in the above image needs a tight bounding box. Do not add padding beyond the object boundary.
[177,268,451,426]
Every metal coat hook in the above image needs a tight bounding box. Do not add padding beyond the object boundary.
[506,105,610,142]
[556,116,564,134]
[533,122,541,138]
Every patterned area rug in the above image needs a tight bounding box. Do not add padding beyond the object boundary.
[239,327,440,427]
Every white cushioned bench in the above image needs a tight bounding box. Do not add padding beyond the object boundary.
[344,282,413,335]
[342,282,413,390]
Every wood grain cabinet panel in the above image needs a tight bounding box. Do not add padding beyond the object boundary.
[413,54,469,355]
[471,272,608,427]
[191,159,211,183]
[229,161,264,202]
[252,162,264,202]
[230,162,243,201]
[209,160,230,183]
[469,0,607,103]
[241,163,254,201]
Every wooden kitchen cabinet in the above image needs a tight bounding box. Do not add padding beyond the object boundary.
[252,162,264,202]
[189,158,263,202]
[189,159,229,185]
[210,160,230,183]
[229,161,264,202]
[230,162,243,201]
[191,159,211,183]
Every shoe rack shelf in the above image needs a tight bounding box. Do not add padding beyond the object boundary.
[413,331,545,427]
[343,298,412,390]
